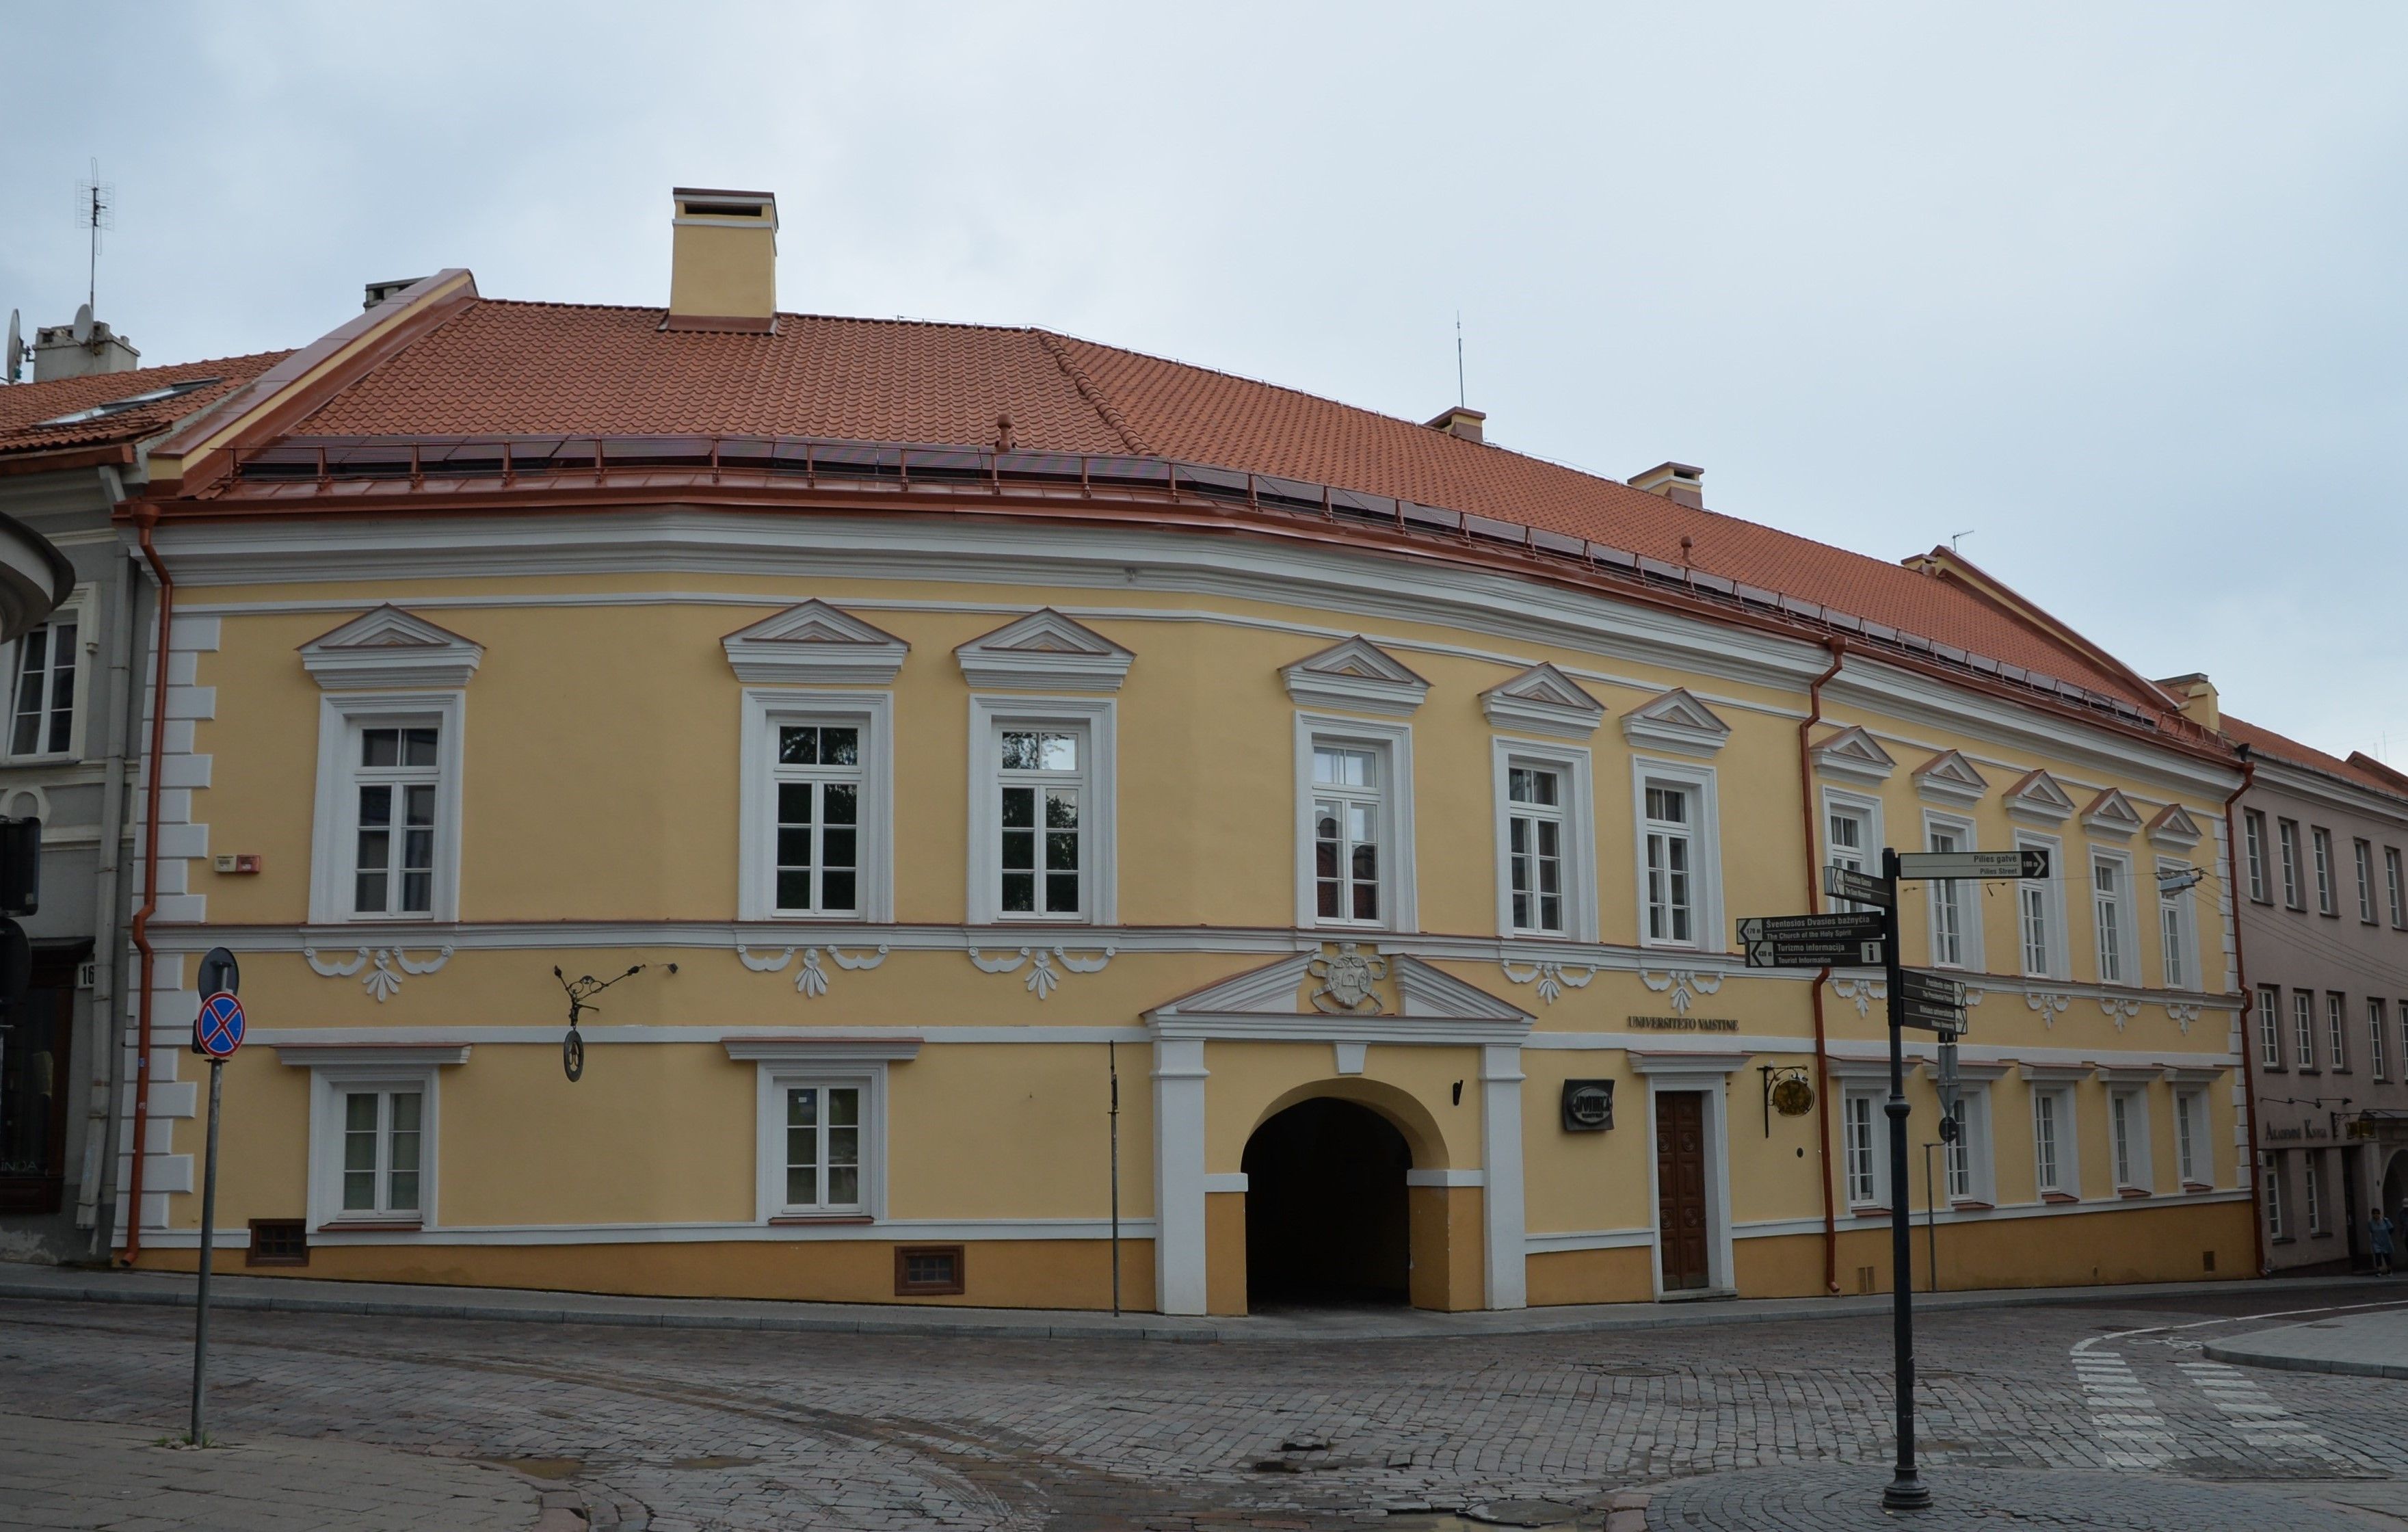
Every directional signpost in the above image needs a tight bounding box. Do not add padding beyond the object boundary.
[1741,843,2048,1511]
[188,949,242,1447]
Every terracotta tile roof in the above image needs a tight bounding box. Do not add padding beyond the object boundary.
[281,299,2147,704]
[2221,713,2408,804]
[0,352,290,460]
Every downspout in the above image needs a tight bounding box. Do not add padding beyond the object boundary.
[77,469,139,1243]
[114,504,172,1267]
[1799,638,1847,1294]
[2222,749,2268,1277]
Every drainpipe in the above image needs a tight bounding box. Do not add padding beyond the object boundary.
[1798,638,1847,1294]
[2222,750,2269,1277]
[114,504,173,1267]
[76,470,139,1243]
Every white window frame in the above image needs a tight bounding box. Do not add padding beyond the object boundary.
[2278,819,2303,908]
[2294,989,2318,1070]
[0,583,95,763]
[2327,990,2349,1070]
[1922,811,1983,971]
[1491,737,1597,942]
[1943,1083,1995,1206]
[2109,1086,2152,1191]
[2312,826,2336,914]
[2173,1087,2208,1187]
[2242,810,2268,902]
[2388,847,2405,928]
[2258,985,2284,1069]
[303,1059,448,1231]
[2355,838,2378,923]
[2016,831,2066,980]
[738,689,893,923]
[2304,1149,2325,1234]
[968,695,1117,926]
[1842,1086,1887,1209]
[746,1057,894,1223]
[1632,756,1722,953]
[2031,1084,2080,1198]
[308,691,468,925]
[1295,712,1416,932]
[2091,847,2135,987]
[2156,857,2197,992]
[2372,997,2390,1082]
[2264,1152,2286,1239]
[1821,787,1885,914]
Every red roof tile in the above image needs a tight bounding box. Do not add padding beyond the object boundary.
[273,299,2147,704]
[0,352,291,460]
[2221,714,2408,805]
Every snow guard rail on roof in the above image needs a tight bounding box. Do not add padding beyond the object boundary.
[226,432,2186,739]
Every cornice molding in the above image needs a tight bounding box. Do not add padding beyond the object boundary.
[955,608,1133,691]
[298,605,484,691]
[722,599,908,685]
[1481,662,1604,739]
[1621,687,1730,757]
[1812,724,1897,783]
[1282,635,1430,716]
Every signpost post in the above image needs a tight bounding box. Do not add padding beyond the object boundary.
[187,949,243,1447]
[1740,845,2042,1510]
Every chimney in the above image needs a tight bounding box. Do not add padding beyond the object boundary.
[1630,461,1703,507]
[31,318,139,382]
[1425,406,1485,444]
[2156,672,2219,732]
[666,187,778,332]
[363,276,432,311]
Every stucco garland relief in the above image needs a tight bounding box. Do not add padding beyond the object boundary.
[968,945,1115,1001]
[2097,995,2143,1031]
[735,942,890,998]
[2024,989,2072,1027]
[1501,959,1597,1005]
[1829,977,1886,1019]
[1639,968,1721,1015]
[1309,942,1389,1013]
[2166,1002,2201,1035]
[304,945,455,1003]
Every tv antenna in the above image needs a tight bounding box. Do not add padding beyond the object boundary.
[1455,311,1466,408]
[76,160,114,313]
[1950,529,1974,552]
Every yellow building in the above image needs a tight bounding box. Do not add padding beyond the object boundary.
[107,192,2252,1313]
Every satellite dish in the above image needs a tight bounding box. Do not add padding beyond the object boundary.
[3,311,18,384]
[71,302,93,345]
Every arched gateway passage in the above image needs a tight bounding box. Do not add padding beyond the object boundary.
[1241,1098,1412,1306]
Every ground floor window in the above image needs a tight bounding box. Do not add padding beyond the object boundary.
[0,955,76,1213]
[730,1044,905,1224]
[2174,1089,2209,1186]
[340,1088,423,1217]
[782,1084,862,1213]
[1843,1090,1881,1207]
[2304,1150,2325,1234]
[2264,1153,2286,1239]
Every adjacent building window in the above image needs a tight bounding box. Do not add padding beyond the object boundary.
[2264,1154,2286,1239]
[339,1087,423,1217]
[2158,864,2193,991]
[346,723,440,917]
[2327,991,2349,1070]
[2174,1089,2208,1186]
[780,1083,862,1214]
[2389,847,2405,928]
[1844,1091,1881,1208]
[2312,828,2336,914]
[999,728,1088,919]
[2258,986,2284,1069]
[772,724,862,915]
[2242,810,2269,903]
[2370,998,2388,1081]
[1925,819,1979,969]
[2304,1150,2325,1234]
[2032,1087,2073,1196]
[2093,855,2127,985]
[2110,1089,2149,1191]
[4,612,79,760]
[2357,840,2379,923]
[2278,819,2303,909]
[2294,990,2318,1069]
[1294,715,1411,932]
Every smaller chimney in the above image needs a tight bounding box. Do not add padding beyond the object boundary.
[2154,673,2219,731]
[666,187,778,332]
[32,318,138,382]
[363,276,432,311]
[1425,406,1485,444]
[1630,461,1703,507]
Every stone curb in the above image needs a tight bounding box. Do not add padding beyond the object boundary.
[4,1270,2394,1345]
[2201,1340,2408,1379]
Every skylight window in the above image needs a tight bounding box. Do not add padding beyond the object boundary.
[36,377,220,427]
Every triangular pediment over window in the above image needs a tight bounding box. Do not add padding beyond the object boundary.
[1621,687,1730,756]
[2146,802,2204,849]
[2080,787,2144,838]
[1481,663,1604,738]
[955,609,1134,691]
[722,600,909,685]
[1145,950,1530,1044]
[1914,749,1989,804]
[1282,637,1431,716]
[1812,725,1897,783]
[2004,768,2078,823]
[299,605,484,690]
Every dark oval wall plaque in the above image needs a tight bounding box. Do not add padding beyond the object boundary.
[1561,1079,1615,1131]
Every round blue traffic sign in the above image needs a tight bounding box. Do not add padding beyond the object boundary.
[196,992,246,1059]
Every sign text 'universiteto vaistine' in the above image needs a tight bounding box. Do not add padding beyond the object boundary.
[1628,1015,1741,1032]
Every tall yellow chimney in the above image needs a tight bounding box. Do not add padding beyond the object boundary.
[665,187,778,331]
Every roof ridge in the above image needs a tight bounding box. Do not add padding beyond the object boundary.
[1032,328,1153,457]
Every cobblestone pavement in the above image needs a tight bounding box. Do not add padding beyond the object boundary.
[1,1288,2403,1530]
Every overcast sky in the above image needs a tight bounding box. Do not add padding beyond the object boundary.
[4,3,2401,761]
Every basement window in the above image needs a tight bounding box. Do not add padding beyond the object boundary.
[894,1245,965,1296]
[246,1219,309,1267]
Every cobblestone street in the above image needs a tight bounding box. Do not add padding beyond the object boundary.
[3,1287,2405,1529]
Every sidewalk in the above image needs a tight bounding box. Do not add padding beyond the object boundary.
[2,1260,2394,1343]
[2206,1301,2408,1379]
[0,1412,561,1531]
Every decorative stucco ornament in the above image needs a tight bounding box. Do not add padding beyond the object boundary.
[304,944,454,1003]
[1310,942,1388,1014]
[1502,959,1597,1005]
[737,942,892,999]
[2098,995,2143,1031]
[1830,977,1887,1019]
[1641,968,1723,1015]
[2166,1002,2201,1035]
[968,944,1113,1000]
[2024,990,2072,1027]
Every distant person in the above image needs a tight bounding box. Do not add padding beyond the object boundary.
[2371,1209,2396,1277]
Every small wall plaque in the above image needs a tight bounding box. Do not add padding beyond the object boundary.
[1561,1079,1615,1131]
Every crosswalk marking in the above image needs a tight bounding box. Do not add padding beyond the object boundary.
[2072,1351,2172,1466]
[2175,1360,2342,1463]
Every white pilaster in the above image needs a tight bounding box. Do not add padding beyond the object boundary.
[1480,1042,1528,1309]
[1151,1037,1210,1315]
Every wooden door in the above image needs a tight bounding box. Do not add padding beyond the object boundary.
[1655,1091,1711,1291]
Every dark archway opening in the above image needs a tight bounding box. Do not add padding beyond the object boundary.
[1241,1097,1411,1306]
